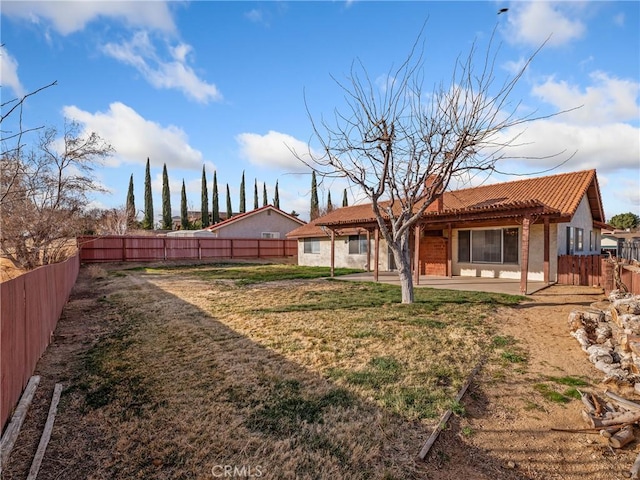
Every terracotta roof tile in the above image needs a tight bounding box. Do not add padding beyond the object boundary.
[207,205,305,232]
[287,170,604,238]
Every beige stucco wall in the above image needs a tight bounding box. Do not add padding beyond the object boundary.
[451,222,558,282]
[297,235,394,271]
[557,196,600,255]
[213,210,303,239]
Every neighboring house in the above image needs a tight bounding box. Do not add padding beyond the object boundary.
[601,229,640,261]
[165,229,216,238]
[204,205,305,239]
[287,170,607,291]
[171,211,237,230]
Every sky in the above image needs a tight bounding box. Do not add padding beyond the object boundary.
[1,0,639,224]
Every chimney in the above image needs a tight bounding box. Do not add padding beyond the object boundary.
[425,175,443,213]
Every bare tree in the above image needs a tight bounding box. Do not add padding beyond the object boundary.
[1,121,113,268]
[306,30,565,303]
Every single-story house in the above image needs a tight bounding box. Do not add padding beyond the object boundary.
[165,229,216,238]
[205,205,305,239]
[601,229,640,261]
[287,169,607,293]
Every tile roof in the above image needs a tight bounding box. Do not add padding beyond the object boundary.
[206,204,305,231]
[287,170,605,238]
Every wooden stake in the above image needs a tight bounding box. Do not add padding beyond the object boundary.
[26,383,63,480]
[417,356,486,461]
[0,375,41,472]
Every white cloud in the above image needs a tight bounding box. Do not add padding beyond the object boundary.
[102,32,221,104]
[613,12,625,27]
[532,71,640,125]
[503,2,586,47]
[0,45,25,98]
[62,102,206,171]
[1,1,176,35]
[236,131,317,172]
[245,9,264,24]
[497,120,640,174]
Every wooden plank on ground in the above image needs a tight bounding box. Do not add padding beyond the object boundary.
[26,383,63,480]
[417,356,486,461]
[0,375,41,471]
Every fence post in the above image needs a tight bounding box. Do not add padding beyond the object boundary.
[122,237,127,262]
[198,239,202,260]
[231,239,234,259]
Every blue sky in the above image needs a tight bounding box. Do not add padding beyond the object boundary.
[2,1,639,223]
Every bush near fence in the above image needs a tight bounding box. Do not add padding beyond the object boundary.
[78,235,297,263]
[1,254,80,432]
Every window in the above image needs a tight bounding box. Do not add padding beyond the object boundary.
[566,226,574,254]
[261,232,280,239]
[458,230,471,263]
[458,228,519,264]
[348,234,368,254]
[575,228,584,252]
[503,228,519,263]
[303,238,320,254]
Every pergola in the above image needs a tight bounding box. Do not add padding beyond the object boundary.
[317,200,565,295]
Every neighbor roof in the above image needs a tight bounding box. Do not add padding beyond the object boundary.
[205,204,305,232]
[287,170,605,238]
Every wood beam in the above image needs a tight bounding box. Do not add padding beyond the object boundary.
[520,216,531,295]
[414,224,420,285]
[374,228,380,282]
[330,229,335,277]
[447,223,453,278]
[544,217,550,284]
[366,229,371,272]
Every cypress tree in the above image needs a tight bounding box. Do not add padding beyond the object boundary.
[253,178,259,210]
[263,182,268,207]
[212,171,220,224]
[126,174,135,228]
[274,181,280,209]
[342,188,348,207]
[180,180,188,230]
[142,157,154,229]
[327,190,333,213]
[226,184,233,219]
[239,171,246,213]
[201,165,210,227]
[161,164,172,229]
[310,171,319,220]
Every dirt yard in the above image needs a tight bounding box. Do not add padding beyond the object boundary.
[3,264,637,480]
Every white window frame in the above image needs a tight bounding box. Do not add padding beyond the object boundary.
[303,238,320,254]
[458,228,519,264]
[348,234,368,255]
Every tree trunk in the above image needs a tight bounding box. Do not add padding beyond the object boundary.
[392,232,414,304]
[398,264,414,303]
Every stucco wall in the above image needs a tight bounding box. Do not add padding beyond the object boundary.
[214,210,302,239]
[297,235,394,271]
[556,196,600,255]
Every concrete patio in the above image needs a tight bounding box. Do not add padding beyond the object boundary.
[336,271,551,296]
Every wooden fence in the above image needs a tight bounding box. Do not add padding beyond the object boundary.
[1,254,80,432]
[557,254,603,288]
[78,236,298,263]
[557,254,640,296]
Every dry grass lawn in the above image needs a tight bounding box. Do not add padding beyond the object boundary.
[4,263,526,480]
